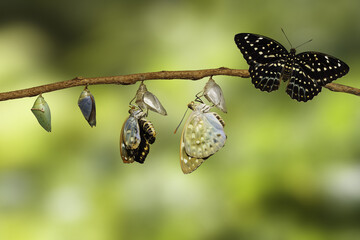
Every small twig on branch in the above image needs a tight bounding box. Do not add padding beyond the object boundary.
[0,67,357,102]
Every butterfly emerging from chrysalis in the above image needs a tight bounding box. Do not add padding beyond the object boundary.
[120,107,156,164]
[234,31,349,102]
[120,82,166,164]
[179,77,227,174]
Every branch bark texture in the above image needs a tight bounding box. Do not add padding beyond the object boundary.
[0,67,357,101]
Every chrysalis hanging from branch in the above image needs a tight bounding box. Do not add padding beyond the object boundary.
[31,95,51,132]
[78,86,96,127]
[134,81,167,115]
[199,77,227,113]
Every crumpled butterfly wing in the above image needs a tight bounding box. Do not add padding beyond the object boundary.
[183,111,226,159]
[120,116,135,163]
[123,116,141,149]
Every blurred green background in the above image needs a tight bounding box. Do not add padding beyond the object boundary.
[0,0,360,239]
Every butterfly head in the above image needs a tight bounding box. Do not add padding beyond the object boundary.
[290,48,296,55]
[129,107,146,119]
[187,101,211,113]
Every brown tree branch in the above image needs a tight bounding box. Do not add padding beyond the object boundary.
[0,67,357,101]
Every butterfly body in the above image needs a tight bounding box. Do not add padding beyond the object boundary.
[180,102,226,174]
[235,33,349,102]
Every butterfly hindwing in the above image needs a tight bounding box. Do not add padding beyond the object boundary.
[249,60,285,92]
[286,63,322,102]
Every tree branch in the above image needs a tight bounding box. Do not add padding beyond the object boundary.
[0,67,357,101]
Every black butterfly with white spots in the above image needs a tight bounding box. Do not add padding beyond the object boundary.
[234,33,349,102]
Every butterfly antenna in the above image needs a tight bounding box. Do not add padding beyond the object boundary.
[174,107,189,134]
[281,28,293,48]
[295,39,313,49]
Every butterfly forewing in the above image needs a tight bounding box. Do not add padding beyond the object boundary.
[123,115,141,149]
[295,52,349,85]
[183,111,226,159]
[235,33,289,65]
[120,116,135,163]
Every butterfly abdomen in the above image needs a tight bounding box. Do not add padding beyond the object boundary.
[212,112,225,127]
[280,48,296,82]
[140,119,156,144]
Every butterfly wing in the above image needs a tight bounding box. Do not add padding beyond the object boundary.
[249,60,285,92]
[180,140,205,174]
[183,111,226,159]
[180,109,226,174]
[120,116,135,163]
[123,116,141,149]
[234,33,289,65]
[295,52,349,86]
[285,63,322,102]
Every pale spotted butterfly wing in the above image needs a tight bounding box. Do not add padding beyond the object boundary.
[120,109,156,164]
[180,102,226,174]
[234,33,349,102]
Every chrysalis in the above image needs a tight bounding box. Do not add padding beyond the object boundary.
[120,108,156,164]
[78,87,96,127]
[135,82,167,115]
[31,95,51,132]
[203,77,227,113]
[180,101,226,174]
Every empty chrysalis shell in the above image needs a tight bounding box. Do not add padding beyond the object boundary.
[203,77,227,113]
[31,95,51,132]
[78,87,96,127]
[135,82,167,115]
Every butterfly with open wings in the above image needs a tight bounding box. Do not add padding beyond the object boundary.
[234,33,349,102]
